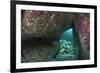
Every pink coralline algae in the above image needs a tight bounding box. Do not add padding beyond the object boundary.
[75,14,90,52]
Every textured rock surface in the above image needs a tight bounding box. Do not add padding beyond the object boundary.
[74,14,90,59]
[21,10,73,40]
[21,39,59,62]
[21,37,60,62]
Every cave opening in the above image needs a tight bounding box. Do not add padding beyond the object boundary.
[21,10,90,63]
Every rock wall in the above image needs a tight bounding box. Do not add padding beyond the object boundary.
[21,10,72,40]
[73,13,90,59]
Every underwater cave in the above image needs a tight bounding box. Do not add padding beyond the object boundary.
[21,10,90,63]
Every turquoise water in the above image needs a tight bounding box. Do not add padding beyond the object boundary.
[56,28,75,60]
[60,28,73,41]
[49,28,77,61]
